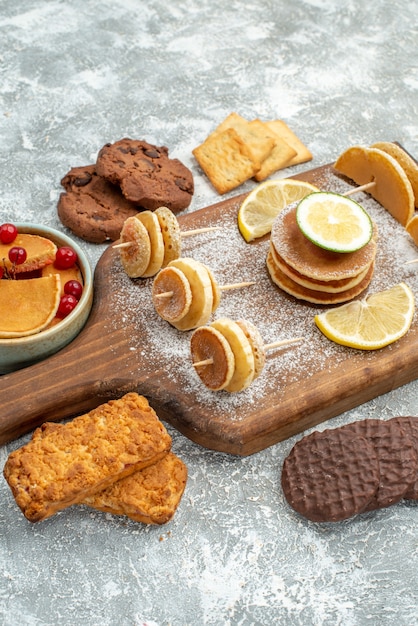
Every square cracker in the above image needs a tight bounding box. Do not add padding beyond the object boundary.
[193,127,259,194]
[213,112,275,166]
[266,120,313,167]
[253,119,297,181]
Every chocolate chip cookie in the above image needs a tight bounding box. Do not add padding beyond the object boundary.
[95,139,194,213]
[57,165,140,243]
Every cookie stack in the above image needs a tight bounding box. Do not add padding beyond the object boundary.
[266,202,377,304]
[58,139,194,243]
[193,112,312,195]
[281,417,418,522]
[3,393,187,525]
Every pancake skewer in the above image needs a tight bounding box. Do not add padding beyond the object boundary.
[342,181,377,196]
[113,226,219,248]
[114,207,222,278]
[191,317,304,392]
[152,258,256,331]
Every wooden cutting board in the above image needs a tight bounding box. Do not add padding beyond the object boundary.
[1,160,418,455]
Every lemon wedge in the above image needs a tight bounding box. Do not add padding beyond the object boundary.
[314,283,415,350]
[238,178,319,242]
[296,191,373,253]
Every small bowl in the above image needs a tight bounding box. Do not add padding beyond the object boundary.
[0,223,93,374]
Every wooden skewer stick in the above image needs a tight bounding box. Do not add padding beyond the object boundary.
[192,358,215,368]
[404,258,418,265]
[181,226,222,238]
[154,291,174,298]
[219,281,256,291]
[342,181,376,197]
[155,281,256,300]
[112,241,133,249]
[113,225,222,249]
[192,336,304,368]
[264,336,305,351]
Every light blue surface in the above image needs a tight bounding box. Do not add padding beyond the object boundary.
[1,1,418,625]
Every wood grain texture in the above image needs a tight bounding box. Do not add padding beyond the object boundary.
[1,161,417,454]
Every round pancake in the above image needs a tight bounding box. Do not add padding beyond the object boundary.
[269,243,371,294]
[334,145,414,226]
[270,203,377,282]
[371,142,418,208]
[266,249,375,304]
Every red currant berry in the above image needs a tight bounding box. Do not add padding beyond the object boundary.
[64,279,83,300]
[57,294,78,318]
[8,246,27,265]
[0,223,18,244]
[54,246,78,270]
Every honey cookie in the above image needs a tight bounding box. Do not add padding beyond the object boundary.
[96,139,194,213]
[58,164,140,243]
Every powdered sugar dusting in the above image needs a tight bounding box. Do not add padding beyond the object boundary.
[105,168,418,432]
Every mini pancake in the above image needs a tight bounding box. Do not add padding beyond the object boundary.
[270,203,377,282]
[334,145,414,226]
[167,258,213,331]
[118,216,151,278]
[152,266,193,323]
[154,206,182,267]
[269,243,372,294]
[190,325,235,391]
[136,211,165,278]
[205,265,222,313]
[211,318,255,392]
[235,319,266,380]
[406,214,418,247]
[371,142,418,208]
[266,249,375,304]
[0,234,57,274]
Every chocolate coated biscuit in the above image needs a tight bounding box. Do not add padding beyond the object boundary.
[96,138,194,212]
[341,418,417,510]
[389,416,418,500]
[57,164,140,243]
[281,428,380,522]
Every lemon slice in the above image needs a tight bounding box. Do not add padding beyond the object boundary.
[238,178,319,242]
[296,191,373,253]
[314,283,415,350]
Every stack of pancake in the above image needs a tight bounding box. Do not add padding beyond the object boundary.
[266,202,377,305]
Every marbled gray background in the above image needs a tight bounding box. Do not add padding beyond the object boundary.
[1,1,418,625]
